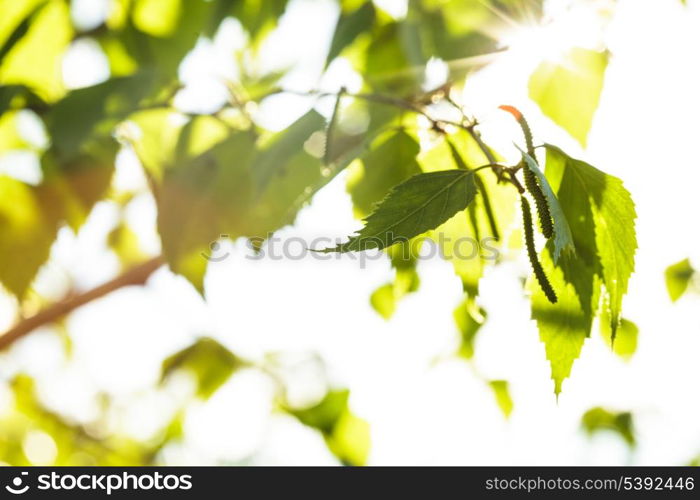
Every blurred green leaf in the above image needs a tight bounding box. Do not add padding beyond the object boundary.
[156,127,255,294]
[287,389,370,466]
[0,176,61,299]
[600,312,638,361]
[453,298,486,359]
[0,1,44,66]
[581,407,635,448]
[108,221,147,269]
[289,390,350,435]
[2,374,168,465]
[243,110,363,240]
[46,73,158,157]
[41,140,117,232]
[364,21,425,94]
[409,2,497,70]
[161,337,242,399]
[370,283,396,320]
[369,238,421,320]
[0,0,73,102]
[0,84,45,117]
[252,110,325,190]
[347,129,421,218]
[326,1,376,67]
[0,110,34,152]
[488,380,513,418]
[665,258,695,302]
[229,0,289,41]
[529,48,609,147]
[327,409,371,466]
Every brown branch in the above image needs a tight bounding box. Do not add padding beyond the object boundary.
[0,256,165,352]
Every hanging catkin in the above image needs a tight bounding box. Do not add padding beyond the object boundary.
[521,196,557,304]
[499,105,554,239]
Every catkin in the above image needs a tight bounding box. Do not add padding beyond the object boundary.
[516,113,554,239]
[499,105,554,239]
[522,162,554,239]
[521,197,557,304]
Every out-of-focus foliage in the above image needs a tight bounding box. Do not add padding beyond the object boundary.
[0,0,642,465]
[488,380,513,419]
[581,407,636,448]
[600,313,638,361]
[287,389,370,466]
[160,337,243,399]
[665,258,696,302]
[0,374,175,465]
[529,48,609,147]
[453,297,486,360]
[0,337,366,465]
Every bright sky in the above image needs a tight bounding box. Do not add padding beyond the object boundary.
[1,0,700,465]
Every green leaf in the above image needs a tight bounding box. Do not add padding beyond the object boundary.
[531,145,636,394]
[0,84,45,118]
[488,380,513,419]
[0,110,34,152]
[132,0,223,78]
[326,1,375,67]
[252,110,325,191]
[161,337,242,399]
[128,110,255,292]
[288,390,350,435]
[369,237,422,320]
[287,389,370,466]
[529,48,608,147]
[40,138,118,232]
[364,21,425,94]
[600,313,638,361]
[581,407,635,448]
[46,73,157,157]
[422,136,515,295]
[530,249,599,395]
[324,169,477,253]
[229,0,289,41]
[545,145,637,340]
[347,129,421,218]
[531,145,636,392]
[0,0,73,102]
[326,407,371,466]
[0,1,44,67]
[453,297,486,359]
[249,101,384,238]
[520,149,575,262]
[665,258,695,302]
[157,128,255,294]
[108,221,147,270]
[370,283,396,320]
[410,2,497,68]
[0,176,61,299]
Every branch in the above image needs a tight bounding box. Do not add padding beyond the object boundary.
[0,256,165,351]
